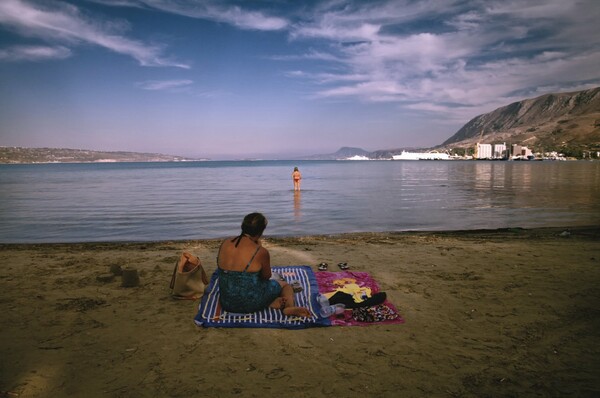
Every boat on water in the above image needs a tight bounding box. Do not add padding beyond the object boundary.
[392,151,450,160]
[345,155,370,160]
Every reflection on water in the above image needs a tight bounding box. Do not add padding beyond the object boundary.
[293,190,301,221]
[459,161,598,214]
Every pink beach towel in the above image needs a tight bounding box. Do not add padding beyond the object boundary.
[316,271,405,326]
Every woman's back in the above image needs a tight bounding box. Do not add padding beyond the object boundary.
[218,235,266,273]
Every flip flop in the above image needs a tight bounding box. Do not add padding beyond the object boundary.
[338,262,350,270]
[318,262,328,271]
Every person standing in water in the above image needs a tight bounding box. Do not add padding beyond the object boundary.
[292,167,302,191]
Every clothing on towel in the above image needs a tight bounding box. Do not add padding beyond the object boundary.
[351,304,399,323]
[328,291,387,309]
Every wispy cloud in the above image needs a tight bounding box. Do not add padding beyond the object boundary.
[284,0,600,116]
[0,0,188,68]
[269,49,341,62]
[0,44,71,61]
[2,0,598,123]
[136,79,193,91]
[90,0,288,31]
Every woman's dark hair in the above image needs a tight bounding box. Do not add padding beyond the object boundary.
[232,212,268,247]
[241,212,268,236]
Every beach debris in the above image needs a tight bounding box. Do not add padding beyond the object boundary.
[110,264,123,275]
[121,267,140,287]
[559,230,571,237]
[96,273,115,283]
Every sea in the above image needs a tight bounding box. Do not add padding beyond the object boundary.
[0,160,599,244]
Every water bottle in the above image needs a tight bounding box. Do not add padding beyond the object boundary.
[319,303,345,317]
[317,293,346,317]
[317,293,329,307]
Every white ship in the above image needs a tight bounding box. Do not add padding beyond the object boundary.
[345,155,370,160]
[392,151,450,160]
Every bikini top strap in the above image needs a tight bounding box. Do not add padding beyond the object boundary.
[243,246,261,272]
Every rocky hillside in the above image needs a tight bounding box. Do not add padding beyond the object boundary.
[440,87,600,154]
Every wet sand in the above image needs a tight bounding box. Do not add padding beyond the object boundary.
[1,226,599,397]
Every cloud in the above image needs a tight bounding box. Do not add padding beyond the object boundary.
[269,49,341,62]
[3,0,598,122]
[0,0,189,68]
[283,0,600,117]
[0,44,71,61]
[136,79,193,91]
[90,0,288,31]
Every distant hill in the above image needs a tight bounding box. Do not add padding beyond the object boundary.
[0,147,202,164]
[304,88,600,160]
[440,87,600,154]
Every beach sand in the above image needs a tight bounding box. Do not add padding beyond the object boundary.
[1,227,599,397]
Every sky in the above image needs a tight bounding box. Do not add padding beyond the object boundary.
[0,0,599,159]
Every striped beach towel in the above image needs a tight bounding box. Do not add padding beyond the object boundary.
[194,266,330,329]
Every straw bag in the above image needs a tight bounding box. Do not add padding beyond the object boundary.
[169,252,209,300]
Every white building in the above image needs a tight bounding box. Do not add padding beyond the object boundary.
[493,143,506,159]
[476,144,492,159]
[511,144,533,160]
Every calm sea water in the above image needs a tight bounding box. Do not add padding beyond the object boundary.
[0,160,599,243]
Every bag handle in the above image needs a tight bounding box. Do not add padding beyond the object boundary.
[170,252,208,290]
[169,259,178,290]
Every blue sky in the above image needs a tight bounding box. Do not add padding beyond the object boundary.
[0,0,599,159]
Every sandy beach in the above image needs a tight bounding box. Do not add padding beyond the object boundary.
[1,226,599,397]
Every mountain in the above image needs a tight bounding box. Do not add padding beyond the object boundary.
[440,87,600,154]
[305,88,600,160]
[0,147,203,164]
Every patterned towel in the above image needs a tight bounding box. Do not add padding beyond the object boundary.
[316,271,405,326]
[194,266,330,329]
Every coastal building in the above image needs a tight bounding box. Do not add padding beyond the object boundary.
[511,144,533,160]
[493,143,507,159]
[475,143,492,159]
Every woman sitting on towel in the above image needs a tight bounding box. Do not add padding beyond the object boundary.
[217,212,311,317]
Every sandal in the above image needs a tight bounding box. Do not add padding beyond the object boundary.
[317,262,328,271]
[338,262,350,270]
